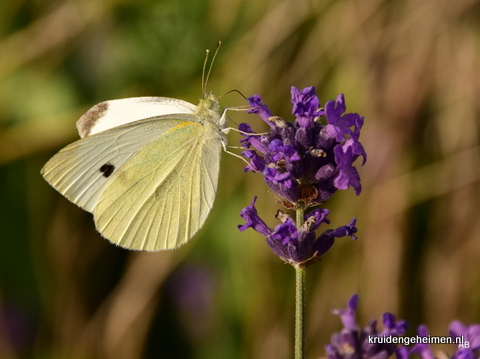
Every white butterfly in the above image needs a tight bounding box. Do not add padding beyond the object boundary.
[41,47,229,251]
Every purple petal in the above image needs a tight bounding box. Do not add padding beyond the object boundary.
[342,138,367,165]
[313,218,357,256]
[247,95,275,127]
[304,208,330,231]
[332,294,359,331]
[382,313,408,335]
[333,145,362,194]
[239,123,268,153]
[325,94,363,143]
[271,218,298,245]
[450,320,470,338]
[411,325,435,359]
[242,150,266,172]
[238,196,272,236]
[395,347,410,359]
[269,139,300,163]
[264,167,294,189]
[291,86,323,128]
[449,320,480,351]
[325,344,342,359]
[330,217,358,240]
[350,114,365,141]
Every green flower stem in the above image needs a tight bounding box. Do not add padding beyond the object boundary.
[295,266,306,359]
[296,204,304,227]
[295,203,306,359]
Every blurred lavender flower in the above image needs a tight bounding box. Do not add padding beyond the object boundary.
[325,294,409,359]
[238,87,364,266]
[166,265,216,341]
[326,295,480,359]
[0,302,36,353]
[449,321,480,359]
[410,322,480,359]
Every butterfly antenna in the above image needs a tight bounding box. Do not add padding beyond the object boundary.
[219,89,248,101]
[203,41,221,97]
[202,49,210,98]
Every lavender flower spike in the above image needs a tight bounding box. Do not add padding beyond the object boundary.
[238,87,364,267]
[240,87,366,209]
[326,294,409,359]
[238,198,357,268]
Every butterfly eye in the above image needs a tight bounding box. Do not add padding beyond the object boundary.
[204,99,213,109]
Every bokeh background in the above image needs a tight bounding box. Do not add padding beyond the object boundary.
[1,0,480,358]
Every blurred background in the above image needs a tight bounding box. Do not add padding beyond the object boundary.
[1,0,480,358]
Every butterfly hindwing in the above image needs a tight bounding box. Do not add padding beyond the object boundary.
[93,119,222,250]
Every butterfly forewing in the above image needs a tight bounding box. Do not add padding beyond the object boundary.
[42,116,192,212]
[77,97,197,137]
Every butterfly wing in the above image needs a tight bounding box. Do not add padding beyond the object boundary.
[77,97,197,137]
[93,119,223,250]
[42,96,224,251]
[42,114,198,212]
[42,97,197,211]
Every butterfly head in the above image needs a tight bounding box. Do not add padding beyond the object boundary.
[196,93,220,118]
[203,93,219,110]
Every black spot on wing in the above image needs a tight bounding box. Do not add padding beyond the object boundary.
[99,162,115,178]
